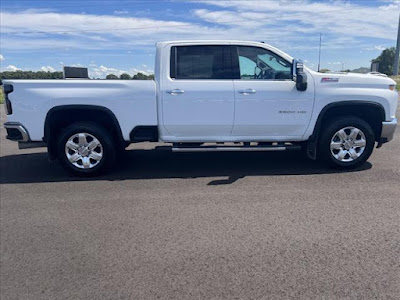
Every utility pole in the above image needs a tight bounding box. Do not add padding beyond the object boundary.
[318,33,322,72]
[394,13,400,76]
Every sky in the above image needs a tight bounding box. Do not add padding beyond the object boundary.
[0,0,399,78]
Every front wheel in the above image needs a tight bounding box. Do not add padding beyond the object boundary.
[57,122,116,176]
[319,117,375,169]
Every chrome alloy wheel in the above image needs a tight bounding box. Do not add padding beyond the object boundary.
[65,133,103,169]
[330,126,367,162]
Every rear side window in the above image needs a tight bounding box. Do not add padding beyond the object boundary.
[170,45,233,79]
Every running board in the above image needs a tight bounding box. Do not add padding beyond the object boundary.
[164,145,302,153]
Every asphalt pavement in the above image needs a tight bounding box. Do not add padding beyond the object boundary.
[1,106,399,299]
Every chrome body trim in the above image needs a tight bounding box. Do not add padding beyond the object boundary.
[381,118,398,142]
[4,122,30,142]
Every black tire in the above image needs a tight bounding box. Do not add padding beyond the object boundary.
[57,122,116,176]
[319,116,375,169]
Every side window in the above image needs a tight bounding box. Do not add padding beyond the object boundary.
[170,45,232,79]
[236,46,292,80]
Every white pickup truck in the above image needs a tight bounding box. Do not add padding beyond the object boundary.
[2,40,398,175]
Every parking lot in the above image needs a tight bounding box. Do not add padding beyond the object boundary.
[1,105,399,299]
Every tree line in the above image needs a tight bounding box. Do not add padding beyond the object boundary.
[0,71,154,80]
[0,71,64,79]
[106,72,154,80]
[371,47,399,76]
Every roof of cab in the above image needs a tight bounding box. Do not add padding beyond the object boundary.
[157,40,266,46]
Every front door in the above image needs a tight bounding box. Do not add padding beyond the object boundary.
[231,45,314,138]
[161,45,234,140]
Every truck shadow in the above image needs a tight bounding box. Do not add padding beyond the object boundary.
[0,149,372,185]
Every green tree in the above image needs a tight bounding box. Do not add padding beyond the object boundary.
[319,69,331,73]
[132,72,145,80]
[132,72,154,80]
[0,71,63,79]
[106,74,118,79]
[351,67,370,74]
[372,47,400,75]
[120,73,131,80]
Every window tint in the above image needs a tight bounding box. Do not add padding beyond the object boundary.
[236,46,292,80]
[170,45,232,79]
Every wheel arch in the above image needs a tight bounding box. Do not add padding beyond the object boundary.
[44,105,125,160]
[306,101,385,159]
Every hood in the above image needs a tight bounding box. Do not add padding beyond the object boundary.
[309,70,396,88]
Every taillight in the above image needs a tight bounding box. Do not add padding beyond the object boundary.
[2,84,13,115]
[389,84,396,91]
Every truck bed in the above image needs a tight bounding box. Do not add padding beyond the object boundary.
[3,79,157,141]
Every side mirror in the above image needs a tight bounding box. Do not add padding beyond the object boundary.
[294,59,307,91]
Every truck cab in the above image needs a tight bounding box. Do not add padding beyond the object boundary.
[156,41,315,142]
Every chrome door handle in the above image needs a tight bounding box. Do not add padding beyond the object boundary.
[238,89,256,95]
[167,89,185,95]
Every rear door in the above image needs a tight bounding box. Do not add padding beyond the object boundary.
[161,45,235,140]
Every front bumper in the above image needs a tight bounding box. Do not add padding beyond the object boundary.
[4,122,30,142]
[380,117,397,143]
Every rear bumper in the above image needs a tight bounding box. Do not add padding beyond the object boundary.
[4,122,30,142]
[380,117,397,143]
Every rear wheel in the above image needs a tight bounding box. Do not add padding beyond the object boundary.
[319,117,375,168]
[57,122,116,176]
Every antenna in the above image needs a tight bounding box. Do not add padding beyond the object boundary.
[318,33,322,72]
[394,13,400,76]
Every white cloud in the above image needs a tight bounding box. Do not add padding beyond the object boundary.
[193,9,272,27]
[1,65,59,72]
[375,45,387,51]
[194,0,400,40]
[2,65,20,71]
[90,64,150,78]
[40,66,56,72]
[0,10,230,51]
[365,45,387,51]
[0,54,4,61]
[114,10,128,15]
[2,1,397,55]
[0,37,86,50]
[0,10,207,37]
